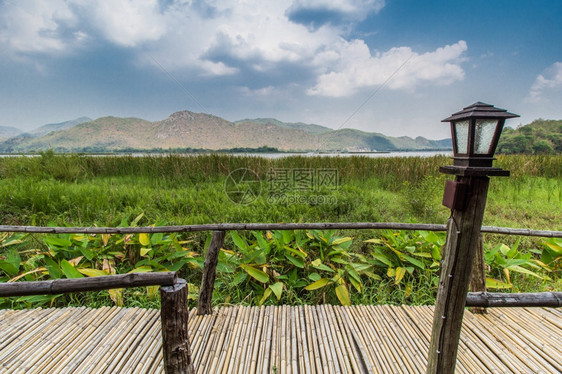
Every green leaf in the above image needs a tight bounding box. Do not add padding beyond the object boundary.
[165,259,190,272]
[78,268,108,277]
[60,260,84,279]
[240,264,269,283]
[285,254,304,268]
[305,278,330,290]
[231,232,248,251]
[372,253,392,267]
[335,284,351,306]
[311,259,334,272]
[151,233,164,245]
[486,277,512,289]
[403,254,425,269]
[44,236,72,248]
[259,288,272,306]
[131,212,144,226]
[351,263,372,272]
[348,277,362,293]
[17,294,61,305]
[422,231,440,244]
[0,261,19,276]
[269,282,283,300]
[431,245,442,261]
[394,267,406,284]
[232,272,247,286]
[545,241,562,253]
[332,237,352,246]
[308,272,321,281]
[364,271,382,281]
[44,257,63,279]
[347,268,361,283]
[364,238,382,244]
[254,232,271,253]
[129,266,153,273]
[284,246,307,258]
[498,244,511,256]
[139,233,151,247]
[140,247,152,257]
[506,265,544,279]
[79,247,94,261]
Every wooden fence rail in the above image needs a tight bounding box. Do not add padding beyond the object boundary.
[2,221,561,373]
[0,272,193,374]
[0,222,560,237]
[0,272,176,297]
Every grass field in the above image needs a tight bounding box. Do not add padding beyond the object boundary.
[0,153,560,309]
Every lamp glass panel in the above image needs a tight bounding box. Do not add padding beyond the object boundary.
[454,120,469,154]
[474,119,498,154]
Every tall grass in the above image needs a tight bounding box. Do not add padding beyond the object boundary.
[0,153,559,230]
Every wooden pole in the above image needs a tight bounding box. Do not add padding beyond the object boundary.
[465,291,562,307]
[160,278,194,374]
[0,272,177,297]
[427,176,490,374]
[197,230,226,315]
[469,234,487,314]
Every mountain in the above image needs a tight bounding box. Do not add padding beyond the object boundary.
[10,117,154,152]
[235,118,332,134]
[0,126,22,140]
[30,117,92,137]
[498,119,562,154]
[0,110,452,153]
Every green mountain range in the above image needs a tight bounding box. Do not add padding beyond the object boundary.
[0,111,451,153]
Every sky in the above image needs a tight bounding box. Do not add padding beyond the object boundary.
[0,0,561,140]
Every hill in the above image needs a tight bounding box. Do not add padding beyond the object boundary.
[0,111,451,153]
[0,126,22,140]
[30,117,92,137]
[498,119,562,154]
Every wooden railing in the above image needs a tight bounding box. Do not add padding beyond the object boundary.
[1,222,561,373]
[0,272,194,374]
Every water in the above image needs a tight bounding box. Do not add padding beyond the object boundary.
[0,150,452,158]
[241,151,452,159]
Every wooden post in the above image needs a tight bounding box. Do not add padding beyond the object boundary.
[160,278,194,374]
[427,176,490,374]
[469,234,487,314]
[197,230,225,315]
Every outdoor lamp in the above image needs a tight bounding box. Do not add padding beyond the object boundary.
[442,102,519,168]
[440,102,519,210]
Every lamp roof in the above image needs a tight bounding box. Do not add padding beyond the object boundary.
[442,102,519,122]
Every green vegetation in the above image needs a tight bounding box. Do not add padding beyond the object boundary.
[0,153,560,309]
[498,119,562,154]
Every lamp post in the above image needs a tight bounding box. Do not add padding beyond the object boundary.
[427,102,519,374]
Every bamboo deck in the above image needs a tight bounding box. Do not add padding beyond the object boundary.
[1,305,561,373]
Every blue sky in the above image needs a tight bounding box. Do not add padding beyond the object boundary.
[1,0,561,139]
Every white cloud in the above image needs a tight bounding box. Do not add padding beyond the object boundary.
[78,0,168,47]
[308,40,467,97]
[0,0,467,96]
[526,62,562,102]
[0,0,80,55]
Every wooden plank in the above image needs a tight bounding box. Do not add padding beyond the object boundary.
[2,305,562,373]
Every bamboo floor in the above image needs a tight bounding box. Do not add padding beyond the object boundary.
[0,305,560,373]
